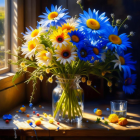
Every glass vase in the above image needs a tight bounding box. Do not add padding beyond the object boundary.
[52,75,84,123]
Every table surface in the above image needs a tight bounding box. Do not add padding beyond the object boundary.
[0,100,140,137]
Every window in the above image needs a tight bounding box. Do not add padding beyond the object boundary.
[0,0,10,74]
[0,0,6,69]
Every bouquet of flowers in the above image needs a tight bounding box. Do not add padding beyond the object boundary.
[7,1,136,122]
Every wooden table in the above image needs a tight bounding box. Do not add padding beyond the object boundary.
[0,100,140,140]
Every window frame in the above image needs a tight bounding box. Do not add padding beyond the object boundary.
[0,0,24,75]
[0,0,11,74]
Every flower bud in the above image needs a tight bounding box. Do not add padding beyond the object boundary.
[127,15,132,20]
[48,77,53,83]
[111,13,115,18]
[124,24,128,29]
[130,31,135,36]
[116,19,121,24]
[39,75,43,81]
[102,71,106,76]
[46,68,50,74]
[77,0,81,4]
[107,81,112,87]
[87,80,92,86]
[20,62,25,67]
[23,67,27,72]
[38,63,43,67]
[81,77,86,83]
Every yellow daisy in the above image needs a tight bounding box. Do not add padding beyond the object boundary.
[20,62,25,67]
[39,75,43,81]
[46,68,50,74]
[48,77,53,83]
[50,29,70,48]
[36,50,52,67]
[54,44,77,65]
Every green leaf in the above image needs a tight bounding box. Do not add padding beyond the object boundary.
[12,71,22,89]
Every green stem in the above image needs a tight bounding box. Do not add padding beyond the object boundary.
[72,92,80,117]
[112,18,114,26]
[71,94,75,119]
[62,96,68,118]
[73,90,83,117]
[53,91,66,118]
[79,3,83,11]
[68,90,71,120]
[118,18,128,31]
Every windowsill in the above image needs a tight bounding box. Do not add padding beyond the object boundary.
[0,72,25,91]
[0,72,15,80]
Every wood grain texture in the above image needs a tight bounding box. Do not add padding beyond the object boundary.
[0,102,140,137]
[24,0,41,104]
[53,137,131,140]
[0,73,25,91]
[0,83,25,116]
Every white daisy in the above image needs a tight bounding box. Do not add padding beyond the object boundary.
[54,44,77,65]
[112,53,122,70]
[21,39,45,59]
[21,22,48,42]
[36,50,52,67]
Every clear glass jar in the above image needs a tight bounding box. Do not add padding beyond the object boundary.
[52,75,84,123]
[110,100,127,117]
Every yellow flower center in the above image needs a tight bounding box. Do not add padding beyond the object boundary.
[31,29,39,37]
[93,48,99,55]
[109,35,122,44]
[48,77,53,83]
[38,51,49,61]
[28,40,36,51]
[86,19,100,30]
[61,24,75,32]
[48,12,58,20]
[20,62,25,67]
[39,75,43,81]
[119,56,125,65]
[46,68,50,74]
[71,35,79,42]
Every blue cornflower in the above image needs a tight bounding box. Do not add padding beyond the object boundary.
[123,74,136,94]
[18,110,22,113]
[89,37,108,62]
[77,8,109,35]
[104,26,131,51]
[112,49,137,78]
[68,30,86,46]
[102,117,104,120]
[22,105,25,107]
[39,4,70,27]
[77,43,93,61]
